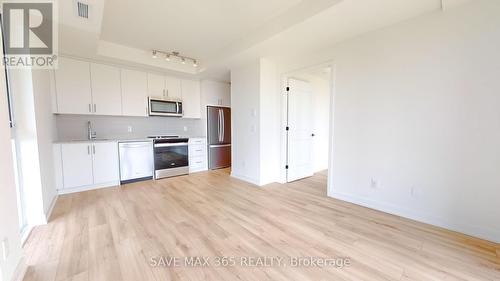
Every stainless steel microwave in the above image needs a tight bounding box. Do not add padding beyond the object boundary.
[148,97,183,117]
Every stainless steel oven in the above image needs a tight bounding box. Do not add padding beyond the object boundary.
[149,97,183,117]
[153,137,189,179]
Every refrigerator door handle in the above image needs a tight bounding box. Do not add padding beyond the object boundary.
[218,109,223,142]
[221,110,225,142]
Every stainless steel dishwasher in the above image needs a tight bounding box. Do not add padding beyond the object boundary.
[118,141,154,184]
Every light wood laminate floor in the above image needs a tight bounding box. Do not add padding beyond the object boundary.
[23,169,500,281]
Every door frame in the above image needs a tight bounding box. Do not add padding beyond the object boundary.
[279,61,336,193]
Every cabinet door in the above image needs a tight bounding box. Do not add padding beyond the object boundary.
[55,57,92,114]
[147,73,165,99]
[121,69,148,116]
[90,63,122,116]
[220,83,231,107]
[165,76,182,99]
[181,79,201,119]
[92,142,119,184]
[61,143,94,189]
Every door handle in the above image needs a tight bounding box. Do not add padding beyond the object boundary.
[218,109,222,142]
[221,110,225,142]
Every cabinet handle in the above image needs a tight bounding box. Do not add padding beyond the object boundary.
[88,104,92,113]
[87,145,90,155]
[93,104,96,113]
[92,145,95,154]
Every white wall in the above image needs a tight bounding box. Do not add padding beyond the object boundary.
[230,58,281,186]
[259,58,280,185]
[10,69,47,225]
[32,70,58,216]
[230,60,261,184]
[0,42,23,281]
[277,0,500,242]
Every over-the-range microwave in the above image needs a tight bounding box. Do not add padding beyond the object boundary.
[148,97,183,117]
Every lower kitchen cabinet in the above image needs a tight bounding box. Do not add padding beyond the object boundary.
[54,141,119,193]
[189,138,208,173]
[92,142,120,184]
[60,142,94,189]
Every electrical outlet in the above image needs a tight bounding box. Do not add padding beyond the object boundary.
[1,238,9,261]
[127,126,133,133]
[370,178,378,189]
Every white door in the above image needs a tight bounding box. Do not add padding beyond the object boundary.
[92,142,119,184]
[165,76,182,99]
[147,73,165,99]
[55,57,92,114]
[287,79,313,182]
[121,69,148,116]
[61,143,94,189]
[181,79,201,119]
[90,63,122,115]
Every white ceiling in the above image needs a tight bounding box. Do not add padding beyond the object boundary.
[99,0,303,61]
[57,0,472,81]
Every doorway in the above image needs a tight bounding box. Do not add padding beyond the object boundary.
[283,63,334,185]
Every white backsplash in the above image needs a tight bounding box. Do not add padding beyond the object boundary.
[56,114,206,140]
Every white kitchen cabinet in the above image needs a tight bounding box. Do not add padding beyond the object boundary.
[189,138,207,173]
[61,142,94,189]
[57,141,119,193]
[55,57,92,114]
[147,73,165,99]
[202,80,231,107]
[92,142,119,184]
[90,63,122,116]
[121,69,148,116]
[166,76,182,99]
[181,79,201,119]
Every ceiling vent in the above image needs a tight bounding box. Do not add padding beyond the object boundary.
[76,1,89,19]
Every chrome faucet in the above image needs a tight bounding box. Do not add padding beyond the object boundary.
[87,121,96,140]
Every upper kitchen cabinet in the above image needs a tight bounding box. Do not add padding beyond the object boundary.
[202,80,231,107]
[181,79,201,119]
[147,74,182,100]
[54,57,92,114]
[165,76,182,99]
[147,73,165,99]
[90,63,122,116]
[121,69,148,117]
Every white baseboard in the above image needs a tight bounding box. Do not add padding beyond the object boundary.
[45,195,58,222]
[330,191,500,243]
[230,173,262,186]
[57,181,119,195]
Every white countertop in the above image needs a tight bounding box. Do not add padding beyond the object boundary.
[53,136,207,144]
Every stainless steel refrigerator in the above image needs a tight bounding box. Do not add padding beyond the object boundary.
[207,106,231,169]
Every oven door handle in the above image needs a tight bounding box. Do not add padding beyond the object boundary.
[154,143,188,148]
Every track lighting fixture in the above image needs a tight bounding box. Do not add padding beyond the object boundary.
[151,50,198,68]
